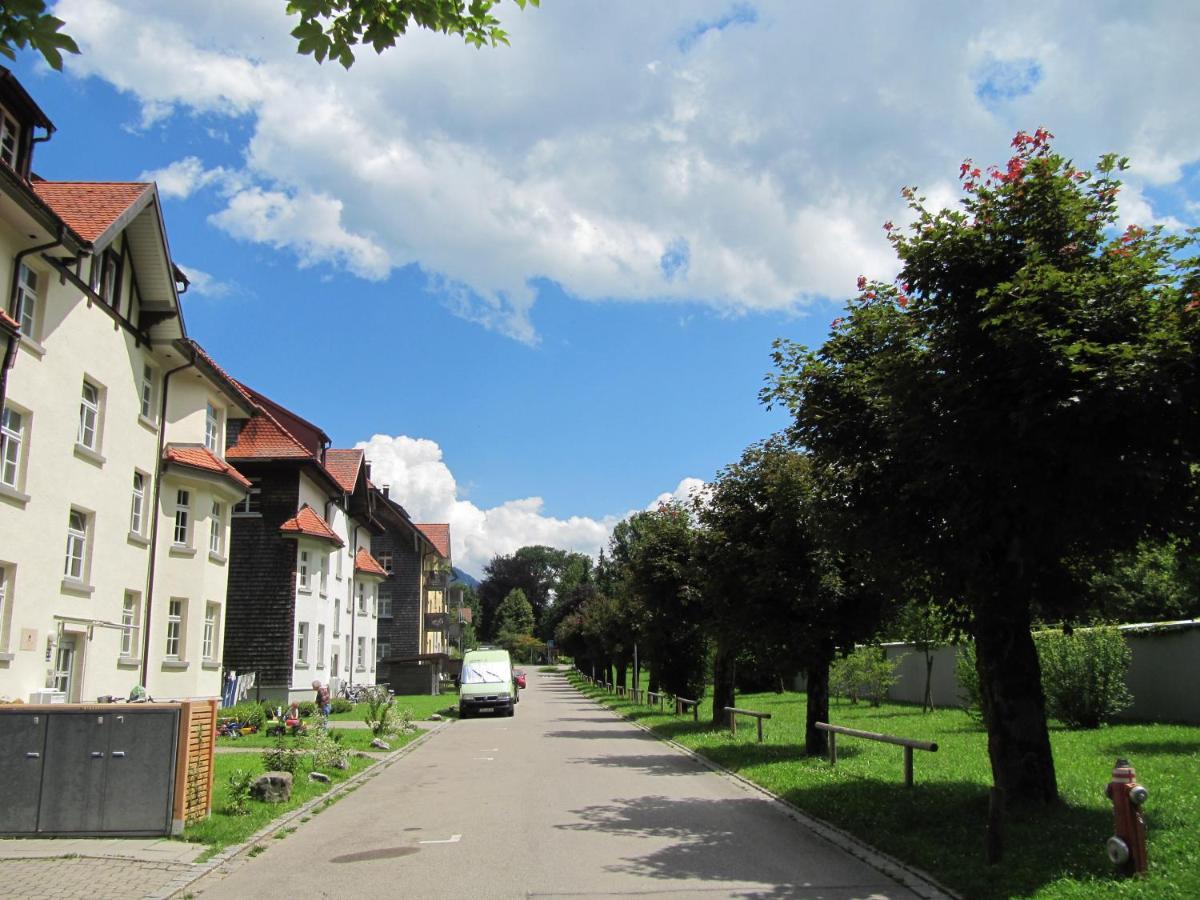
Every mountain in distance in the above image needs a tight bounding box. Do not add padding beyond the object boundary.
[451,566,480,589]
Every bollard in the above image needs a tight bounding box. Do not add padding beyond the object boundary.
[1105,758,1149,876]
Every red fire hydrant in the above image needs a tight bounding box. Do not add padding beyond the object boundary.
[1104,758,1148,876]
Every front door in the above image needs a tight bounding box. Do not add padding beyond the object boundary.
[52,634,81,702]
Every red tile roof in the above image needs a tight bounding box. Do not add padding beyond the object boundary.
[355,547,388,578]
[279,504,344,546]
[31,181,151,244]
[227,410,312,460]
[324,449,363,493]
[416,523,451,559]
[163,444,252,489]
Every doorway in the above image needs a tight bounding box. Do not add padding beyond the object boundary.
[52,632,81,702]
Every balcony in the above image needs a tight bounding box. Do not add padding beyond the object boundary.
[424,611,448,631]
[423,570,449,590]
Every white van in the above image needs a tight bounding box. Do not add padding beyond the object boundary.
[458,649,517,718]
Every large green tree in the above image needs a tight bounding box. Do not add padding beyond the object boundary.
[696,439,882,748]
[494,587,535,637]
[0,2,78,70]
[765,130,1200,803]
[288,0,539,67]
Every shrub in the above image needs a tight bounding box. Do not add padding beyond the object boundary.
[831,647,902,706]
[225,768,254,816]
[1034,626,1133,728]
[330,698,353,714]
[954,641,984,722]
[307,727,349,770]
[363,685,396,737]
[262,736,302,774]
[222,701,266,732]
[298,700,317,718]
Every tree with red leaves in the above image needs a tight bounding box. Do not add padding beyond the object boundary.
[765,132,1200,804]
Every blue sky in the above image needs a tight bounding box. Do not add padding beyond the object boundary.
[14,1,1200,575]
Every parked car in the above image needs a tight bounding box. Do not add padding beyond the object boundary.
[514,669,527,689]
[459,649,517,718]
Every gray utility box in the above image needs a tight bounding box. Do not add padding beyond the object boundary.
[0,705,180,836]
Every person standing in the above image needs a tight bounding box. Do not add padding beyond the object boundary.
[313,679,331,717]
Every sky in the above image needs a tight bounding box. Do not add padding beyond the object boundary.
[12,1,1200,576]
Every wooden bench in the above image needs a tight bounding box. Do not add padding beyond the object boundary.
[724,707,772,742]
[816,722,938,787]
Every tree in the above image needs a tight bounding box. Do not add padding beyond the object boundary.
[696,439,883,748]
[892,600,951,712]
[0,2,79,71]
[287,0,540,68]
[478,545,588,639]
[494,587,535,638]
[765,129,1200,803]
[608,504,707,700]
[1082,539,1200,624]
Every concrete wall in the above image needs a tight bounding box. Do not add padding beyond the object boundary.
[880,621,1200,724]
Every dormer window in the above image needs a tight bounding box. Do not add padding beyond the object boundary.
[0,107,18,169]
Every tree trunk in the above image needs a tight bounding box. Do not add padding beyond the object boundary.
[711,640,736,728]
[804,660,830,756]
[616,658,628,692]
[923,651,934,713]
[974,608,1058,804]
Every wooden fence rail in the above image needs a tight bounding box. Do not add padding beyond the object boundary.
[724,706,772,743]
[675,696,700,721]
[815,722,938,787]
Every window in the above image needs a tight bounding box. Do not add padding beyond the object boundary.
[379,551,393,575]
[166,598,185,659]
[371,586,377,618]
[209,501,223,555]
[356,636,366,669]
[333,597,340,635]
[140,364,155,419]
[356,581,366,614]
[1,406,23,489]
[234,478,262,515]
[0,565,9,650]
[78,380,100,450]
[99,249,121,308]
[344,635,351,672]
[173,490,190,546]
[335,548,343,579]
[121,592,139,658]
[370,638,376,670]
[130,472,146,535]
[203,603,219,661]
[298,622,309,662]
[64,510,87,581]
[317,624,326,666]
[204,402,221,452]
[0,107,18,168]
[379,595,392,618]
[378,641,390,661]
[15,264,37,338]
[299,550,310,590]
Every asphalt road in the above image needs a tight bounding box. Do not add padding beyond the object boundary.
[188,670,936,899]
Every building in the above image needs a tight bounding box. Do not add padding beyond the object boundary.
[0,68,252,703]
[221,384,386,704]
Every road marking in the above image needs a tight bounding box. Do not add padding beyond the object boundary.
[473,756,495,760]
[479,747,499,751]
[419,834,462,844]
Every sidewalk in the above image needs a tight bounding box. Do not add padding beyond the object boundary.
[0,838,204,900]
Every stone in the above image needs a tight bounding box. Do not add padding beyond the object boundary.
[309,772,330,783]
[250,771,293,803]
[371,738,391,750]
[331,758,350,770]
[428,713,443,721]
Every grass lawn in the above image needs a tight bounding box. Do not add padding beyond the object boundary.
[326,692,459,722]
[186,728,425,859]
[217,727,400,752]
[568,673,1199,899]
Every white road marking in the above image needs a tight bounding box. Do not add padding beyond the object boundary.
[419,834,462,844]
[473,756,495,760]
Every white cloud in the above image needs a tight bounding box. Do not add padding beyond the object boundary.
[359,434,702,577]
[648,477,707,510]
[139,156,232,199]
[53,0,1200,341]
[177,264,234,298]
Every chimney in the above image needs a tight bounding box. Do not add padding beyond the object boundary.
[382,484,390,499]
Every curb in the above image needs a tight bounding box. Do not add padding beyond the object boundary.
[149,719,452,900]
[568,678,960,900]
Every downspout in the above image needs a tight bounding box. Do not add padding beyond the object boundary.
[140,356,196,690]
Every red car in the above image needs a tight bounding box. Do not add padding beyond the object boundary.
[514,669,527,689]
